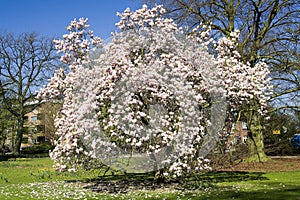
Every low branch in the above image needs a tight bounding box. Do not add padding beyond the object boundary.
[270,105,300,113]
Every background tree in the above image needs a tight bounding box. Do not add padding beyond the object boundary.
[0,32,59,155]
[143,0,300,161]
[0,87,15,155]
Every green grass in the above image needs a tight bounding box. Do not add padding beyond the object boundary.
[213,171,300,200]
[0,157,101,184]
[0,157,299,199]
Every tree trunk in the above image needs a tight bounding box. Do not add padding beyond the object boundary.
[13,118,24,156]
[245,103,269,162]
[0,130,5,156]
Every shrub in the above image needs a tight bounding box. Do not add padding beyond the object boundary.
[21,143,53,154]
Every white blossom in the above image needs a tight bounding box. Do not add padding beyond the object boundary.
[39,5,272,177]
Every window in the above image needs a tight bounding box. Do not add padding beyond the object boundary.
[242,122,247,130]
[23,116,29,122]
[31,116,37,122]
[37,136,46,143]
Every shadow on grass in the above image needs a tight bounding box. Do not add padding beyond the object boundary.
[194,171,268,183]
[67,171,268,193]
[182,171,268,190]
[69,172,165,193]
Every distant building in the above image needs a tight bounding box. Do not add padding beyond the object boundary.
[5,100,60,150]
[23,108,46,145]
[225,121,248,151]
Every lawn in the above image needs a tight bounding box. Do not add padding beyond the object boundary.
[0,157,299,199]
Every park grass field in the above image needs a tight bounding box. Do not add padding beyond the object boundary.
[0,157,299,199]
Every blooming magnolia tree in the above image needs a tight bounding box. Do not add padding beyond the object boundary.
[39,5,271,177]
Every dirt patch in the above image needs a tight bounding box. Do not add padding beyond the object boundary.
[218,157,300,172]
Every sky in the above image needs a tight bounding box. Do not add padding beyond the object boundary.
[0,0,144,39]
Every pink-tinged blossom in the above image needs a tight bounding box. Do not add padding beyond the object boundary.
[39,5,272,177]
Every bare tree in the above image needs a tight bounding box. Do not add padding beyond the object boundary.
[0,32,59,155]
[143,0,300,161]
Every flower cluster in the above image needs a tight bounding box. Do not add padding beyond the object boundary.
[39,5,272,177]
[115,4,176,32]
[54,17,102,70]
[215,30,272,114]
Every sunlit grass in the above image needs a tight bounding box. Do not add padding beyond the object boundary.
[0,158,102,184]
